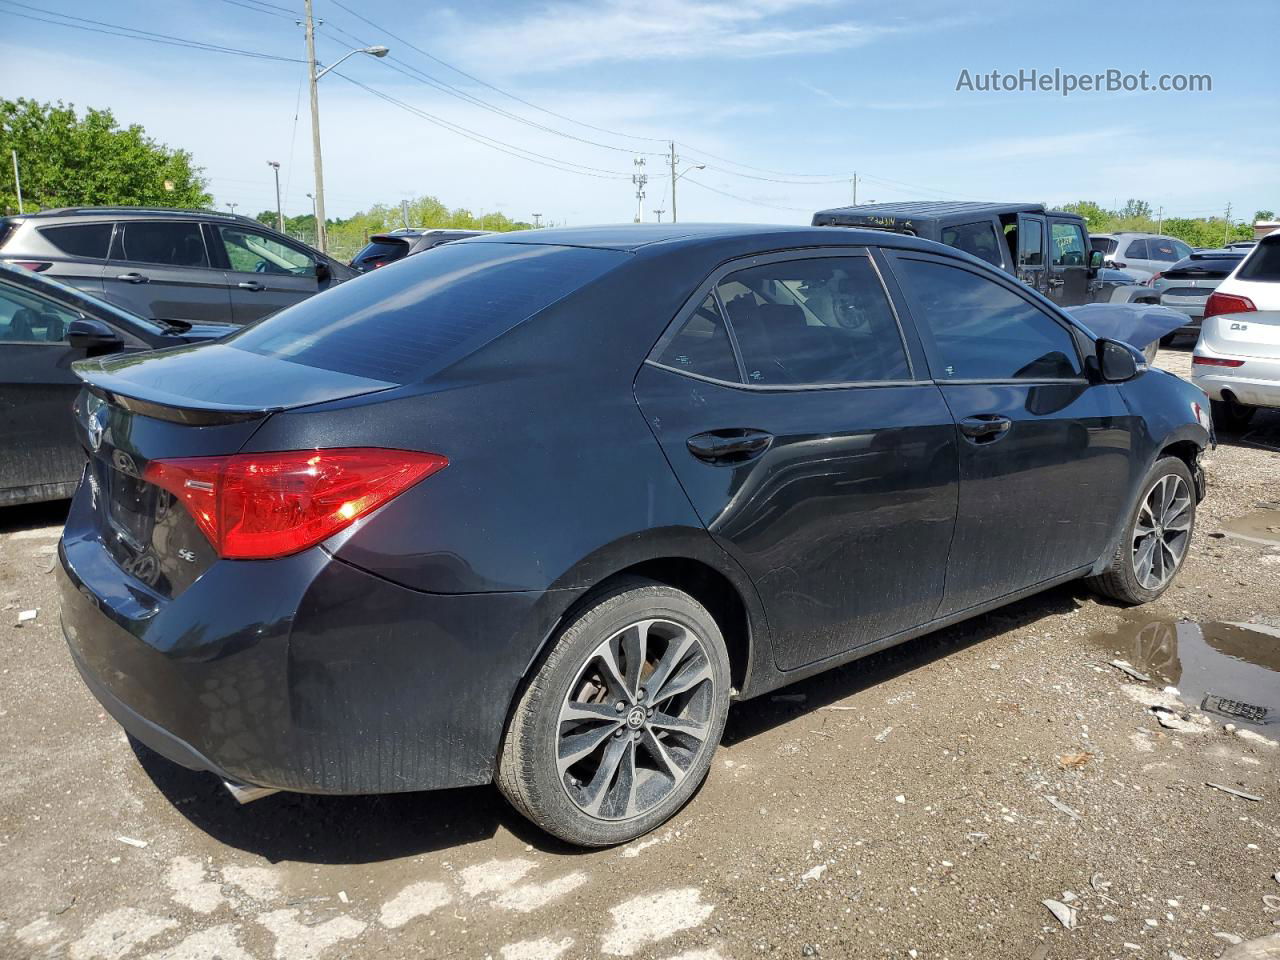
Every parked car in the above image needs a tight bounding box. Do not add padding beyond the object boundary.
[1192,230,1280,429]
[0,261,232,506]
[812,202,1151,309]
[60,225,1210,847]
[1092,232,1194,275]
[349,228,491,272]
[1149,249,1246,344]
[1225,240,1259,251]
[0,207,356,325]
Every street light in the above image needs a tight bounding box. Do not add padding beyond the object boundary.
[267,161,282,232]
[670,164,704,223]
[303,0,388,252]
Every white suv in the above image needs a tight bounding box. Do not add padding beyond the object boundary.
[1192,229,1280,430]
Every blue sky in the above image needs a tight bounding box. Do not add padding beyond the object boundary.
[1,0,1276,226]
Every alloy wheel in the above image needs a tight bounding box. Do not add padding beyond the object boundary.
[556,618,716,821]
[1131,473,1192,590]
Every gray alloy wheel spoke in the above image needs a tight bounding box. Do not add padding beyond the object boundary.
[653,659,712,704]
[557,617,716,822]
[558,721,623,774]
[1132,474,1191,590]
[1134,535,1158,587]
[642,630,696,701]
[640,727,687,782]
[649,710,710,740]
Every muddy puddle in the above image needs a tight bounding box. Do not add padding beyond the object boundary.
[1218,506,1280,546]
[1094,618,1280,732]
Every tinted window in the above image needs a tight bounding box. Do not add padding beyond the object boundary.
[1090,237,1118,255]
[897,258,1081,381]
[118,221,209,267]
[352,239,410,268]
[655,294,739,381]
[716,257,909,385]
[1123,238,1149,261]
[942,221,1004,267]
[218,227,313,275]
[1050,222,1086,267]
[230,242,625,382]
[1148,239,1181,262]
[1172,239,1192,259]
[1019,220,1044,267]
[1238,237,1280,282]
[40,222,113,259]
[0,277,77,343]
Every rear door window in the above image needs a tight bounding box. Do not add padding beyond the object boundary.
[1148,239,1181,262]
[894,257,1082,381]
[654,294,740,382]
[117,221,209,267]
[715,256,910,385]
[1123,238,1149,261]
[40,223,113,259]
[941,221,1004,268]
[229,242,626,382]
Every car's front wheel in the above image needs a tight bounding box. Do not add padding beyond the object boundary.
[1086,456,1196,605]
[498,578,730,847]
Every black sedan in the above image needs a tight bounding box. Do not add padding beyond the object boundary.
[0,262,233,507]
[58,225,1211,846]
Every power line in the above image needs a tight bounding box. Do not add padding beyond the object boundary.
[214,0,295,21]
[0,1,303,62]
[681,177,814,214]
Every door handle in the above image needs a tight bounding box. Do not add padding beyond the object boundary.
[115,272,149,284]
[237,281,265,291]
[687,429,773,464]
[959,415,1012,444]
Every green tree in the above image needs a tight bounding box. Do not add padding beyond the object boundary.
[1119,198,1153,221]
[1060,201,1112,232]
[1,98,210,214]
[1255,209,1276,222]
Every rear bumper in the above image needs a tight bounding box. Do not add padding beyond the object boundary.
[1191,346,1280,409]
[59,484,568,794]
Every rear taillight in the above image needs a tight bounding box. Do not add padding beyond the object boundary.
[1203,291,1256,319]
[144,448,447,559]
[1192,356,1245,367]
[10,260,52,272]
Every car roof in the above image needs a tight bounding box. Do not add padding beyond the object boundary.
[812,201,1082,223]
[463,222,948,254]
[8,206,267,228]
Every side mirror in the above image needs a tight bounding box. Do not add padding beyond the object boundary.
[315,260,331,284]
[1088,250,1104,270]
[67,317,124,355]
[1096,338,1143,383]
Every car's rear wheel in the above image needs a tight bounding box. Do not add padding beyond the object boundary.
[497,578,730,847]
[1210,396,1255,432]
[1159,332,1178,347]
[1086,456,1196,605]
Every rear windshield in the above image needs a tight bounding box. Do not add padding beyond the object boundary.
[229,242,626,382]
[1166,254,1242,277]
[1091,237,1118,255]
[351,239,410,268]
[1237,238,1280,283]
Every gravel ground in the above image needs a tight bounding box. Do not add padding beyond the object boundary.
[2,344,1278,960]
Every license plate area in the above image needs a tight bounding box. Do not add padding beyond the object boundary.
[105,459,158,553]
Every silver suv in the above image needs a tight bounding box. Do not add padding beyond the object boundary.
[1090,232,1194,275]
[0,207,356,324]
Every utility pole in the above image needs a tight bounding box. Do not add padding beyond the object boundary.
[267,161,282,232]
[669,141,678,223]
[532,213,542,228]
[401,199,410,229]
[1155,205,1163,234]
[632,156,647,224]
[851,172,857,206]
[1223,202,1232,246]
[226,202,238,215]
[11,150,23,213]
[653,209,665,223]
[304,0,327,252]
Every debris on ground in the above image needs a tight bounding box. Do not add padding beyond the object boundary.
[1220,933,1280,959]
[1041,899,1078,930]
[873,727,893,743]
[1201,694,1270,724]
[15,608,37,626]
[1205,782,1263,802]
[1151,706,1211,734]
[1044,796,1082,820]
[1058,751,1094,769]
[116,836,148,848]
[1109,659,1152,682]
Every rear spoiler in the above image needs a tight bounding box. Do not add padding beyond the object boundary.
[73,343,396,425]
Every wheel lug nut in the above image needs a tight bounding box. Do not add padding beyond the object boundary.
[614,701,625,713]
[614,728,624,738]
[646,708,654,718]
[638,688,647,700]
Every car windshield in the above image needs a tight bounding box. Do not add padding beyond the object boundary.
[228,241,627,382]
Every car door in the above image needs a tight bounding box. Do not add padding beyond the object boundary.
[634,250,959,671]
[0,276,90,503]
[209,224,321,323]
[884,250,1136,616]
[103,220,232,322]
[1015,214,1047,295]
[1046,218,1090,306]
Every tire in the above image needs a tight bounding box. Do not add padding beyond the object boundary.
[1159,332,1178,347]
[497,577,731,847]
[1086,456,1196,605]
[1210,397,1255,432]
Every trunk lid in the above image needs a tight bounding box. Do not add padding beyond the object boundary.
[1202,310,1280,360]
[70,343,398,596]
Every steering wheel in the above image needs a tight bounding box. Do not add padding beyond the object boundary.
[254,260,268,273]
